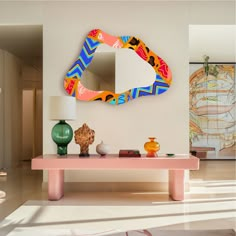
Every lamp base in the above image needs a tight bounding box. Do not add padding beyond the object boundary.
[51,120,73,156]
[57,146,68,156]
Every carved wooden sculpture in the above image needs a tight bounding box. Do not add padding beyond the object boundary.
[74,123,95,157]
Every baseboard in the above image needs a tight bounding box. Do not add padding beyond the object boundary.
[42,182,190,192]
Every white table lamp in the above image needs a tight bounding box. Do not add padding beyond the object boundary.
[50,96,76,155]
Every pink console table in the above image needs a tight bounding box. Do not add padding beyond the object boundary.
[31,154,199,201]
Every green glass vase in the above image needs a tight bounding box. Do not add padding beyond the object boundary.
[51,120,73,156]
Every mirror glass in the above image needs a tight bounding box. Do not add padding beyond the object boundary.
[64,29,172,105]
[81,44,156,94]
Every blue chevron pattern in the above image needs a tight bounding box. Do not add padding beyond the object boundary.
[109,99,117,105]
[67,66,83,78]
[67,37,100,78]
[130,75,169,98]
[120,36,130,43]
[118,94,126,104]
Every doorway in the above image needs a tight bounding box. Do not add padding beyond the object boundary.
[189,25,236,160]
[22,89,42,161]
[0,25,43,168]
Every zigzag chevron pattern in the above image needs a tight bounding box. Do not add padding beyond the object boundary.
[130,75,169,99]
[66,38,100,78]
[120,36,131,43]
[64,29,172,105]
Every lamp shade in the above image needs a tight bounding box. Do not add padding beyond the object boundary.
[50,96,76,120]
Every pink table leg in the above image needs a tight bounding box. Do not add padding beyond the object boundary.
[48,170,64,200]
[169,169,184,201]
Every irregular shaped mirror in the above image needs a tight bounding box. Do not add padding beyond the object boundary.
[81,44,156,94]
[64,29,172,105]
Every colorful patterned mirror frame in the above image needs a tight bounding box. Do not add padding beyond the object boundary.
[64,29,172,105]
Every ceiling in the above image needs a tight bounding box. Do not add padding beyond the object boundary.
[0,25,42,67]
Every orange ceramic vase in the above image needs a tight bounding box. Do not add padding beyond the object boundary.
[144,137,160,157]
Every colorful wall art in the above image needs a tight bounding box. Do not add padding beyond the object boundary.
[64,29,172,105]
[189,63,236,159]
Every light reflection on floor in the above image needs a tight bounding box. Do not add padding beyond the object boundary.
[0,160,235,235]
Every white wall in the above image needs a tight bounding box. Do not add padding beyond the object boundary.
[22,90,34,160]
[100,74,115,92]
[0,51,42,167]
[22,88,42,160]
[35,89,42,157]
[189,25,236,62]
[22,64,43,158]
[0,50,22,168]
[0,1,234,184]
[0,50,4,169]
[82,70,101,91]
[22,64,42,89]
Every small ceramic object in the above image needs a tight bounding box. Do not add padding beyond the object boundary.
[96,141,111,156]
[144,137,160,157]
